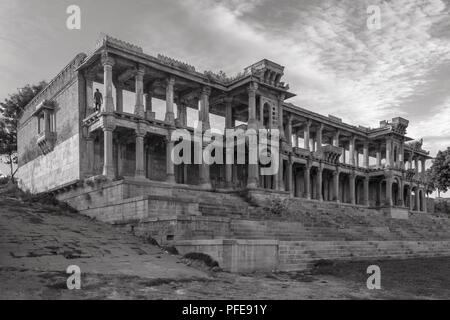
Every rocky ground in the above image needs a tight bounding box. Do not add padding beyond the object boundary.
[1,185,449,299]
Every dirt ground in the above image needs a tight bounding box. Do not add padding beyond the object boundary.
[1,190,449,300]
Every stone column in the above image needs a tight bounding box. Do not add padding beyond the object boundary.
[415,187,420,211]
[115,87,123,112]
[102,122,115,177]
[85,74,94,111]
[355,150,360,167]
[414,157,419,175]
[165,77,175,124]
[144,84,155,120]
[408,152,413,170]
[423,190,427,213]
[421,158,426,177]
[166,133,175,183]
[386,138,392,168]
[342,143,346,163]
[386,177,393,206]
[349,173,356,205]
[259,98,264,126]
[304,120,311,150]
[287,158,293,195]
[317,165,323,201]
[247,83,259,188]
[316,124,323,152]
[349,137,355,166]
[286,114,293,146]
[85,133,94,176]
[134,128,146,179]
[293,131,299,147]
[277,155,284,191]
[225,97,233,187]
[333,130,340,147]
[376,147,381,168]
[134,66,145,117]
[200,86,211,130]
[278,94,285,141]
[43,110,50,133]
[363,141,369,168]
[399,142,404,169]
[398,180,404,207]
[363,176,369,206]
[304,163,311,199]
[409,187,413,210]
[101,53,115,112]
[333,170,339,202]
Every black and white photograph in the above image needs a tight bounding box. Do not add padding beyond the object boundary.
[0,0,450,306]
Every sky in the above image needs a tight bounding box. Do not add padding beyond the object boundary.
[0,0,449,192]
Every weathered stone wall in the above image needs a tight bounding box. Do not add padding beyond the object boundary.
[17,134,80,193]
[175,239,278,273]
[175,239,450,272]
[17,54,86,192]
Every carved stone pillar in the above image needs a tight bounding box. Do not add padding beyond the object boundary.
[333,170,339,202]
[415,186,420,211]
[200,86,211,130]
[316,124,323,152]
[304,163,311,199]
[85,133,94,177]
[225,97,233,187]
[166,133,175,183]
[363,176,369,206]
[349,137,355,166]
[386,177,393,206]
[247,83,259,189]
[304,120,311,150]
[101,53,115,112]
[85,74,94,111]
[287,114,293,146]
[165,77,175,124]
[333,130,340,147]
[363,141,369,168]
[102,120,115,177]
[386,138,392,168]
[278,93,285,140]
[134,66,145,117]
[317,165,323,201]
[376,147,381,168]
[248,83,258,129]
[349,173,356,205]
[286,158,293,195]
[135,127,146,179]
[278,155,285,191]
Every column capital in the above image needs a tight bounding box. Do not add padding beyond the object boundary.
[201,86,211,97]
[166,76,175,87]
[224,96,233,104]
[278,93,285,103]
[101,52,115,67]
[247,82,258,94]
[135,65,145,78]
[304,119,312,128]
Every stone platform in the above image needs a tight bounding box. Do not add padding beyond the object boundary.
[53,178,450,272]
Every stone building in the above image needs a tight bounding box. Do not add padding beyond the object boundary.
[17,34,432,218]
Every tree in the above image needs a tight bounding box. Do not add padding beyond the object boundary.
[429,147,450,197]
[0,81,47,180]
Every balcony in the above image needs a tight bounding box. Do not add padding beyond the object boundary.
[292,146,311,158]
[318,144,343,164]
[37,131,57,155]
